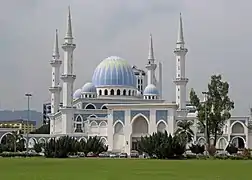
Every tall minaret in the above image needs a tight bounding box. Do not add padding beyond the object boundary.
[173,13,188,110]
[61,6,76,108]
[60,6,76,134]
[49,29,62,114]
[145,34,157,85]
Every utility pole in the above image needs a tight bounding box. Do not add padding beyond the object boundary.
[25,93,32,154]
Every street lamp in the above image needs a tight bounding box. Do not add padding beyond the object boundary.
[202,91,208,149]
[25,93,32,153]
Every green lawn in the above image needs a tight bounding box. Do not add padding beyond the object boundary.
[0,158,250,180]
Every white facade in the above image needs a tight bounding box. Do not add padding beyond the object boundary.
[45,8,252,155]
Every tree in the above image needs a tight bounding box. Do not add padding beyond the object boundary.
[175,121,194,143]
[226,144,238,155]
[189,144,205,154]
[79,136,108,156]
[190,74,234,146]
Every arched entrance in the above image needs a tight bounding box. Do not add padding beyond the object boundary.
[131,114,149,150]
[28,138,37,149]
[198,137,206,146]
[231,137,245,149]
[113,121,124,152]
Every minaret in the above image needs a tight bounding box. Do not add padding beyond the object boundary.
[60,6,76,134]
[173,13,188,110]
[61,6,76,108]
[49,29,62,114]
[145,34,157,85]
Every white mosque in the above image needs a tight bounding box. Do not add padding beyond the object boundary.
[1,8,250,153]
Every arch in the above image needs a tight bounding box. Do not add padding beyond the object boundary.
[217,137,227,150]
[99,121,107,127]
[75,124,83,133]
[113,120,124,134]
[90,121,98,127]
[104,89,108,95]
[78,137,87,142]
[123,89,126,96]
[231,121,245,134]
[131,114,149,134]
[231,136,245,149]
[116,89,120,95]
[101,105,108,109]
[85,103,96,109]
[157,120,167,133]
[128,90,131,96]
[75,115,83,122]
[100,137,108,145]
[110,89,114,95]
[198,137,206,146]
[89,114,97,118]
[99,90,102,95]
[28,138,37,148]
[113,121,125,151]
[38,138,46,144]
[0,132,14,143]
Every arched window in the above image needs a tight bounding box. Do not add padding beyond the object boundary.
[85,104,95,109]
[117,89,120,95]
[123,89,126,96]
[104,89,108,95]
[99,90,102,95]
[128,90,131,96]
[110,89,114,95]
[102,105,107,109]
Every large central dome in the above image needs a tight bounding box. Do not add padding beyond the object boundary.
[92,56,136,87]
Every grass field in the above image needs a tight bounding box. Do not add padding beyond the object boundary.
[0,158,251,180]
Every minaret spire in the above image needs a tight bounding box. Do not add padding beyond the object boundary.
[145,34,157,86]
[173,13,188,110]
[65,6,73,40]
[177,13,184,46]
[52,29,60,59]
[148,33,154,61]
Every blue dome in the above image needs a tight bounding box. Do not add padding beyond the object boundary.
[73,89,82,99]
[143,84,159,95]
[82,82,96,93]
[92,56,136,87]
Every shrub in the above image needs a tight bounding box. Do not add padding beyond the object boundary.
[33,143,42,153]
[226,144,238,155]
[241,148,251,158]
[0,152,42,157]
[189,144,205,154]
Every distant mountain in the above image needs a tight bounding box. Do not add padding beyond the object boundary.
[0,110,42,127]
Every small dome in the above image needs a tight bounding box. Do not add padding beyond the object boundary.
[143,84,159,95]
[82,82,96,93]
[73,89,82,99]
[92,56,136,87]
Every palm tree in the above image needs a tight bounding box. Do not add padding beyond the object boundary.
[175,121,194,143]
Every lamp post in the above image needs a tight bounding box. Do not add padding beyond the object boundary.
[25,93,32,153]
[202,91,208,149]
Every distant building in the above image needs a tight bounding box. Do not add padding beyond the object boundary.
[0,119,36,134]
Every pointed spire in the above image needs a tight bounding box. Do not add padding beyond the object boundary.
[177,13,184,44]
[65,6,73,39]
[148,33,155,61]
[52,29,60,59]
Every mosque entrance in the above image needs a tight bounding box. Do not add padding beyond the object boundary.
[131,114,149,151]
[231,137,245,149]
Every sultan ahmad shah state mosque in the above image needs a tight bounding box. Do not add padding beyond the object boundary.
[44,7,252,154]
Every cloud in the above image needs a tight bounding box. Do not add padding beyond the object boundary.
[0,0,251,115]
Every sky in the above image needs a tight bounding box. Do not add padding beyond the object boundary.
[0,0,252,116]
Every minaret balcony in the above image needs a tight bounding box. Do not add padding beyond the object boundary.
[173,77,188,84]
[62,43,76,51]
[61,74,76,82]
[50,60,62,66]
[49,86,62,93]
[174,47,188,54]
[145,63,157,70]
